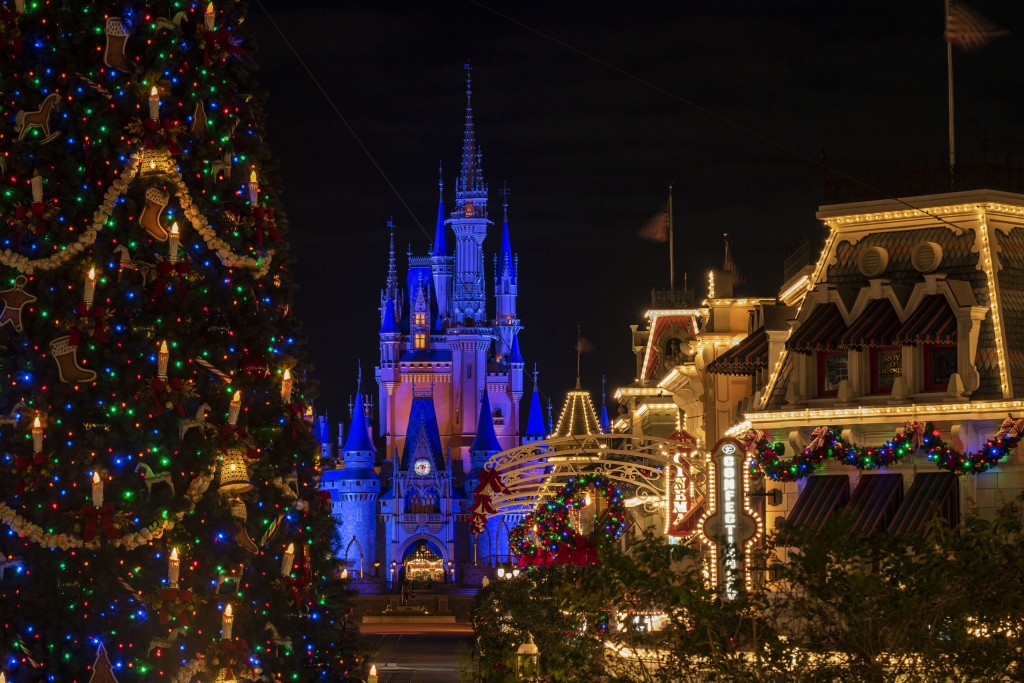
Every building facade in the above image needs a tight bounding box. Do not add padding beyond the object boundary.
[320,72,545,589]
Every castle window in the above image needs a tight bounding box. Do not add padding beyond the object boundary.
[869,346,902,394]
[924,344,957,391]
[467,365,472,379]
[816,351,847,397]
[414,313,427,326]
[414,333,426,349]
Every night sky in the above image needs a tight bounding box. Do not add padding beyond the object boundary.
[249,0,1024,426]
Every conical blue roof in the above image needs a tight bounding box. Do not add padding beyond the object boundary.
[499,212,514,281]
[470,392,503,453]
[342,391,376,453]
[380,296,398,334]
[508,334,524,365]
[525,384,546,438]
[432,197,447,257]
[600,404,611,433]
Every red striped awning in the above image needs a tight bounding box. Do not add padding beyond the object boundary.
[894,296,957,345]
[779,474,849,543]
[706,328,768,375]
[888,472,959,536]
[848,473,904,535]
[839,299,901,349]
[786,304,846,353]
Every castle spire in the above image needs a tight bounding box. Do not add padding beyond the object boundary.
[432,162,447,257]
[524,363,546,441]
[498,182,514,281]
[380,218,402,328]
[599,374,611,433]
[456,62,487,217]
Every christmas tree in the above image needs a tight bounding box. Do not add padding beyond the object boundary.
[0,1,362,680]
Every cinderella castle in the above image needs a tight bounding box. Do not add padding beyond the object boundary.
[319,70,554,590]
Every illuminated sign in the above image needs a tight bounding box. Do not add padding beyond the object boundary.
[700,438,759,600]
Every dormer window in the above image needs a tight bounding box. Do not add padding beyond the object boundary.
[414,333,426,349]
[817,351,848,397]
[414,312,427,326]
[924,344,957,391]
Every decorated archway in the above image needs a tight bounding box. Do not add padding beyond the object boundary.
[469,433,709,560]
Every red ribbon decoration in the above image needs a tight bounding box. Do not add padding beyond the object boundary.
[29,201,45,233]
[151,378,187,416]
[141,117,182,154]
[473,469,510,496]
[202,29,245,66]
[79,502,122,542]
[157,588,197,625]
[286,403,305,441]
[252,206,281,246]
[150,261,192,299]
[13,451,46,494]
[68,301,108,347]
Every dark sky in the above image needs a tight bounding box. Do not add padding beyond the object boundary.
[249,0,1024,425]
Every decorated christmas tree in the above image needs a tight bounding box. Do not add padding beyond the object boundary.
[0,1,361,680]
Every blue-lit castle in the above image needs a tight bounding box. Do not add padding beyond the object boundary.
[320,71,548,589]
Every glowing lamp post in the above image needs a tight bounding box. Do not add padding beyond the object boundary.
[516,633,540,682]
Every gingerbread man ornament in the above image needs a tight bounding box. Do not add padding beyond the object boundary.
[0,275,36,332]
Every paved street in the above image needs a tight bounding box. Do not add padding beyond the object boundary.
[366,630,475,683]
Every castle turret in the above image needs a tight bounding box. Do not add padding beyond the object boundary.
[524,364,547,443]
[494,188,520,359]
[316,414,332,460]
[431,167,453,328]
[320,386,379,576]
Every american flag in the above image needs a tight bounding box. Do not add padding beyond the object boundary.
[575,333,595,353]
[946,0,1009,52]
[637,208,669,242]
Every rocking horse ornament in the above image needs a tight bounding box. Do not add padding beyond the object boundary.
[15,93,61,144]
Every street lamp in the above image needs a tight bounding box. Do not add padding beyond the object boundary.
[516,632,540,681]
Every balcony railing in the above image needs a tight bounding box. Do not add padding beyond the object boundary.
[400,513,444,524]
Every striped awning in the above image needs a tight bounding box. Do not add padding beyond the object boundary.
[779,474,850,543]
[895,296,957,345]
[888,472,959,536]
[706,328,768,375]
[848,473,904,535]
[786,304,846,353]
[839,299,901,349]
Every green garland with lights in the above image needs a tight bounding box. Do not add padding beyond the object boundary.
[0,2,363,681]
[744,419,1022,482]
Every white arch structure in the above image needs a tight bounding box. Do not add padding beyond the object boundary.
[483,434,708,518]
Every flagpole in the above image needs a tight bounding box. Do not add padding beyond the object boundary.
[575,325,582,389]
[946,0,956,168]
[667,182,675,290]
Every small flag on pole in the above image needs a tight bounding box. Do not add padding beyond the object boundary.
[723,233,745,286]
[946,0,1009,52]
[575,334,595,353]
[637,207,669,242]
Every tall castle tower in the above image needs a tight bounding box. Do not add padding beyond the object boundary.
[330,66,531,587]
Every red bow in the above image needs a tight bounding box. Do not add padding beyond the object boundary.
[29,201,46,232]
[150,260,192,299]
[996,417,1024,441]
[157,588,198,625]
[151,378,187,416]
[80,502,122,542]
[286,403,306,441]
[252,206,281,246]
[142,117,182,154]
[280,575,312,606]
[13,451,46,494]
[473,469,510,496]
[202,29,245,66]
[68,301,109,347]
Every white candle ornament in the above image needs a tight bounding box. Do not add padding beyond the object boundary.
[368,664,378,683]
[281,542,295,576]
[221,603,234,640]
[168,547,180,585]
[84,267,96,309]
[31,416,43,453]
[92,472,103,508]
[281,368,293,403]
[227,390,242,426]
[157,340,169,380]
[14,0,24,13]
[31,170,43,203]
[204,2,216,30]
[248,169,259,204]
[168,222,180,264]
[148,86,159,121]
